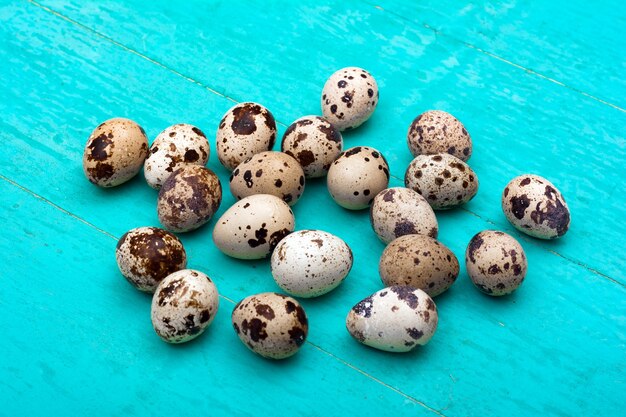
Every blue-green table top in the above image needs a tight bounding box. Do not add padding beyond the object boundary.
[1,1,624,416]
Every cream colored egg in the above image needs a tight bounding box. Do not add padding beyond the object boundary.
[407,110,472,161]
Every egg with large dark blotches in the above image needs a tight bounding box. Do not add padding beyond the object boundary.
[151,269,219,343]
[281,116,343,178]
[115,226,187,292]
[407,110,472,161]
[502,174,570,239]
[83,118,148,187]
[346,286,438,352]
[216,102,277,171]
[157,165,222,233]
[379,235,459,297]
[466,230,527,296]
[230,151,305,205]
[232,292,308,359]
[370,187,438,244]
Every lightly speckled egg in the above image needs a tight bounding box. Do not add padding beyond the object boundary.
[212,194,295,259]
[346,286,438,352]
[116,226,187,292]
[321,67,379,131]
[151,269,219,343]
[502,174,570,239]
[281,116,343,178]
[370,187,438,244]
[157,165,222,233]
[230,151,305,205]
[327,146,390,210]
[466,230,528,296]
[216,102,277,171]
[405,153,478,210]
[144,123,210,190]
[83,118,148,187]
[271,230,353,298]
[407,110,472,161]
[379,235,459,297]
[232,292,308,359]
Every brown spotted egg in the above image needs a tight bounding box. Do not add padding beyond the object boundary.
[407,110,472,161]
[466,230,528,296]
[144,124,210,189]
[346,286,438,352]
[271,230,353,298]
[232,292,308,359]
[502,175,570,239]
[115,227,187,292]
[327,146,390,210]
[370,187,438,244]
[230,151,305,205]
[216,102,277,171]
[212,194,295,259]
[379,235,459,297]
[151,269,219,343]
[405,153,478,210]
[83,118,148,187]
[281,116,343,178]
[157,165,222,233]
[321,67,379,131]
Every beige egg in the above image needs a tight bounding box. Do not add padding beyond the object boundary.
[232,292,308,359]
[407,110,472,161]
[281,116,343,178]
[216,102,277,170]
[321,67,379,131]
[151,269,219,343]
[466,230,528,296]
[212,194,295,259]
[346,286,438,352]
[370,187,438,244]
[405,153,478,210]
[502,175,570,239]
[379,235,459,297]
[83,118,148,187]
[144,124,210,189]
[230,151,305,205]
[271,230,353,297]
[115,227,187,292]
[327,146,390,210]
[157,165,222,233]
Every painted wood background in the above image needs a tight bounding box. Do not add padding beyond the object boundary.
[1,1,625,415]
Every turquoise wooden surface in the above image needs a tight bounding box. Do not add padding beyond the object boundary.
[1,1,624,416]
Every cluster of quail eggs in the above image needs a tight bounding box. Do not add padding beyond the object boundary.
[83,66,571,358]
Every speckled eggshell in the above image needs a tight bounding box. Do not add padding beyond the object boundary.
[232,292,308,359]
[216,102,277,171]
[327,146,390,210]
[281,116,343,178]
[83,118,148,187]
[151,269,219,343]
[370,187,438,244]
[115,227,187,292]
[144,124,210,189]
[346,286,438,352]
[379,235,459,297]
[502,174,570,239]
[407,110,472,161]
[466,230,528,296]
[157,165,222,233]
[321,67,379,131]
[212,194,295,259]
[271,230,353,298]
[405,153,478,210]
[230,151,305,205]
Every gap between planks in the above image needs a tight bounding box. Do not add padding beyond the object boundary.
[0,173,445,416]
[22,0,623,286]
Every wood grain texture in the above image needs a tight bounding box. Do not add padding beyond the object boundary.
[1,1,625,416]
